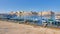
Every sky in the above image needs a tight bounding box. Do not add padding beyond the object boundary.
[0,0,60,13]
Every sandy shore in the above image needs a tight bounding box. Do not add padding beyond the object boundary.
[0,21,60,34]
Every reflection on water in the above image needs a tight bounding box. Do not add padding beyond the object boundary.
[0,14,60,27]
[25,15,42,25]
[18,15,60,27]
[16,15,42,25]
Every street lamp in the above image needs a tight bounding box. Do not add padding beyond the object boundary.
[41,11,42,25]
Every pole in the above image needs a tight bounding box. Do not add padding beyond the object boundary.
[41,11,42,25]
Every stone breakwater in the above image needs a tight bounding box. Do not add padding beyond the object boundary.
[0,21,60,34]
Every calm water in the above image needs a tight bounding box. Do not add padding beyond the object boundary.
[16,15,56,26]
[0,14,58,26]
[11,15,42,25]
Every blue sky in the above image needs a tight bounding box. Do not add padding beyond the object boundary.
[0,0,60,13]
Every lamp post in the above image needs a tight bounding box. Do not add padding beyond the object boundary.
[41,11,42,25]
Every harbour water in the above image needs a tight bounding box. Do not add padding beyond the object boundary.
[0,14,60,27]
[11,15,42,25]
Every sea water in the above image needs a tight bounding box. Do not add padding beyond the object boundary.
[19,15,42,25]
